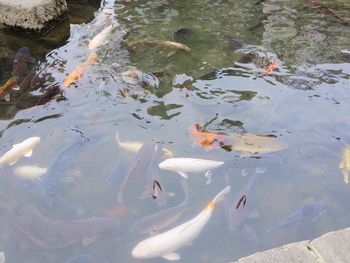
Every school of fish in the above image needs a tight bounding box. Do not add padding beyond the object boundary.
[0,0,347,262]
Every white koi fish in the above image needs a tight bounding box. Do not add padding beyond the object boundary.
[88,24,115,50]
[0,252,4,263]
[131,185,231,261]
[0,137,40,166]
[13,165,47,180]
[115,131,173,157]
[158,157,224,183]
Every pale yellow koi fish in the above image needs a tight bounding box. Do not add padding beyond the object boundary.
[339,145,350,184]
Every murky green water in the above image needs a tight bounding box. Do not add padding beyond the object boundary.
[0,0,350,262]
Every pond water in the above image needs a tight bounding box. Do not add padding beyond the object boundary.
[0,0,350,262]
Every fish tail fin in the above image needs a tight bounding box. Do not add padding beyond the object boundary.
[180,178,189,205]
[212,185,231,204]
[115,130,121,145]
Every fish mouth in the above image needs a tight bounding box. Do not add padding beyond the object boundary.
[131,247,145,258]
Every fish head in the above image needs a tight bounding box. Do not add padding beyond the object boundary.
[158,159,173,170]
[27,136,41,147]
[131,240,157,259]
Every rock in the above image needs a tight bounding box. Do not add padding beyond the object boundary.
[231,241,319,263]
[309,228,350,263]
[231,227,350,263]
[0,0,68,32]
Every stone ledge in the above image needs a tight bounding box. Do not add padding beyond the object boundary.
[309,227,350,263]
[0,0,68,32]
[231,227,350,263]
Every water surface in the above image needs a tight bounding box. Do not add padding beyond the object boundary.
[0,0,350,262]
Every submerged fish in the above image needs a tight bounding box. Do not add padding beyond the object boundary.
[227,133,288,154]
[13,165,47,180]
[339,145,350,184]
[158,157,224,184]
[117,142,156,203]
[0,75,18,101]
[0,47,33,101]
[131,185,231,260]
[0,137,40,166]
[131,179,188,235]
[107,158,129,187]
[88,24,115,50]
[12,47,33,78]
[128,40,191,52]
[115,131,173,157]
[121,68,160,89]
[42,140,87,194]
[138,144,174,206]
[226,175,260,231]
[0,252,4,263]
[115,130,143,153]
[63,53,97,87]
[267,201,327,233]
[4,205,119,250]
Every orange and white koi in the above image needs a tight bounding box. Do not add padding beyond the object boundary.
[63,53,97,87]
[131,185,230,261]
[188,124,221,149]
[0,76,19,101]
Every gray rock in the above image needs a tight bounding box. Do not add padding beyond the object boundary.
[0,0,68,32]
[309,228,350,263]
[231,227,350,263]
[232,241,319,263]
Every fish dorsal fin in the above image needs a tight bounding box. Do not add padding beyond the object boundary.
[162,252,181,261]
[24,150,33,157]
[12,143,20,148]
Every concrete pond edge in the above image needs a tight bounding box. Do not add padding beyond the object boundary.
[0,0,68,33]
[231,227,350,263]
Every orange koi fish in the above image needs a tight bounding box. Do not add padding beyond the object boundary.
[188,124,229,149]
[263,60,277,76]
[188,124,219,148]
[0,76,19,101]
[63,53,97,87]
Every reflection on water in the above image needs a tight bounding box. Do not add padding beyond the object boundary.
[0,0,350,262]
